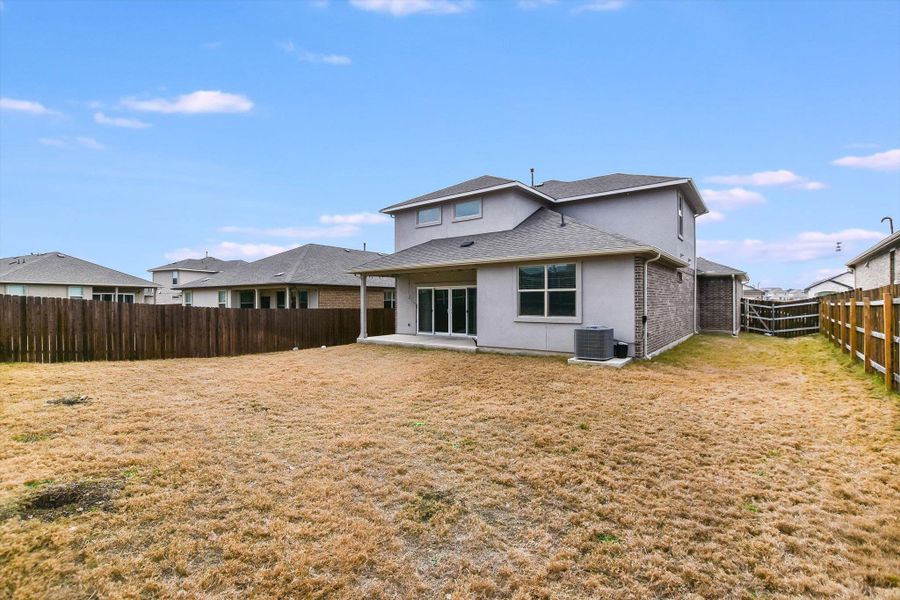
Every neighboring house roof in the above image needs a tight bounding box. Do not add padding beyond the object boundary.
[845,230,899,267]
[803,271,853,292]
[381,172,708,215]
[174,244,394,289]
[350,207,686,275]
[696,256,748,279]
[149,257,247,273]
[0,252,157,287]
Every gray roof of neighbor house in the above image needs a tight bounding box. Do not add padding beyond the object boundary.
[0,252,157,287]
[174,244,394,289]
[381,172,707,215]
[845,230,899,267]
[696,257,747,278]
[149,256,247,272]
[803,271,853,292]
[350,208,685,275]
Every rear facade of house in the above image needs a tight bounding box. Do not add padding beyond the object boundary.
[847,231,899,291]
[353,173,713,358]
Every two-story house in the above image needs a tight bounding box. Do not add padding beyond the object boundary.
[351,173,710,358]
[148,256,248,305]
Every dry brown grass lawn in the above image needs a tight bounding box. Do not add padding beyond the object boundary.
[1,334,898,599]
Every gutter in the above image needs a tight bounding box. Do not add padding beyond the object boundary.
[642,251,662,358]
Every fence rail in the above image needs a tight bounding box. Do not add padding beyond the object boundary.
[0,294,395,363]
[819,284,898,393]
[741,298,820,337]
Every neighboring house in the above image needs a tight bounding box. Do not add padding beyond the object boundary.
[149,256,247,304]
[0,251,157,302]
[803,271,854,297]
[696,257,747,335]
[742,284,765,300]
[174,243,394,309]
[762,287,806,302]
[846,230,899,290]
[351,172,708,358]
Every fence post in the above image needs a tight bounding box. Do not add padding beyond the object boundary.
[839,299,847,352]
[885,289,894,391]
[849,298,857,362]
[863,298,872,373]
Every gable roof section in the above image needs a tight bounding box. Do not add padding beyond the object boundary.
[149,257,247,273]
[803,271,853,292]
[350,208,685,275]
[175,244,394,289]
[0,252,157,287]
[845,230,899,267]
[381,172,707,216]
[696,256,747,278]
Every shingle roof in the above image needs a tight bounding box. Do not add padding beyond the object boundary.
[803,271,853,292]
[351,208,684,275]
[0,252,157,287]
[383,175,516,211]
[845,230,899,267]
[696,257,747,277]
[149,257,247,272]
[535,173,683,199]
[175,244,394,289]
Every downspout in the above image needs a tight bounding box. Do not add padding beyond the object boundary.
[731,274,738,336]
[642,251,662,358]
[693,210,698,334]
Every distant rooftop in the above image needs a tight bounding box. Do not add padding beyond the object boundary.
[0,252,156,287]
[149,256,248,273]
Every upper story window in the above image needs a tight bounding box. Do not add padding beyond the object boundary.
[417,206,441,227]
[6,284,25,296]
[453,199,482,221]
[68,286,84,299]
[677,192,685,240]
[517,263,577,318]
[172,270,179,285]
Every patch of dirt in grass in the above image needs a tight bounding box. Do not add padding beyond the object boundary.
[46,394,90,406]
[12,479,123,521]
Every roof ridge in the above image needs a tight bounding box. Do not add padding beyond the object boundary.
[522,207,650,248]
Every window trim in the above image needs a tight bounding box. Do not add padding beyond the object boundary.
[68,286,84,299]
[677,192,685,241]
[515,262,581,324]
[416,206,442,228]
[239,290,255,309]
[383,289,396,309]
[452,198,482,222]
[217,290,227,308]
[6,284,26,296]
[172,270,179,285]
[415,285,477,337]
[183,290,193,306]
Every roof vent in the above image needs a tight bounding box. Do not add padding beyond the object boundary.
[344,248,351,252]
[460,241,474,248]
[274,272,285,277]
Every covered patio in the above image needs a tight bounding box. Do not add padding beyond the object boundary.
[357,333,477,353]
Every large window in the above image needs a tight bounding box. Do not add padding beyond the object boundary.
[68,286,84,299]
[297,290,309,309]
[677,192,685,240]
[517,263,577,318]
[276,291,286,309]
[384,289,396,309]
[453,199,481,221]
[239,291,255,309]
[218,290,227,308]
[6,284,25,296]
[417,206,441,226]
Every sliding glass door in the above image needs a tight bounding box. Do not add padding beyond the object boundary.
[417,286,476,336]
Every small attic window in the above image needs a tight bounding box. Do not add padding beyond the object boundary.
[460,241,474,248]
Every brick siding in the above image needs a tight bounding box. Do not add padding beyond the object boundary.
[634,258,695,357]
[698,276,735,331]
[317,287,389,309]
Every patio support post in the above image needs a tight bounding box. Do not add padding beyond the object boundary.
[254,288,259,309]
[359,275,368,340]
[286,286,290,309]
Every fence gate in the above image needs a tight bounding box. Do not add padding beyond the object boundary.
[741,298,820,337]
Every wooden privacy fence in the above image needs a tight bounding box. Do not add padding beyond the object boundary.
[0,294,395,363]
[741,298,820,337]
[820,284,898,393]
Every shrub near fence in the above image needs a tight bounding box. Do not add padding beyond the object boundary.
[819,284,899,393]
[0,294,395,363]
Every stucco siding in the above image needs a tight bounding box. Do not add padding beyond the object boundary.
[3,283,153,303]
[394,189,546,251]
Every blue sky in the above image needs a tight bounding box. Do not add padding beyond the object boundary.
[1,0,898,288]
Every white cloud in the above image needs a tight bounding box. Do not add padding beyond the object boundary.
[517,0,556,8]
[216,224,361,238]
[121,90,253,114]
[349,0,473,16]
[831,148,900,172]
[203,41,223,49]
[698,210,726,223]
[94,111,151,129]
[705,169,826,190]
[319,212,391,225]
[38,136,104,150]
[280,41,351,65]
[1,97,58,115]
[38,137,67,148]
[165,242,291,262]
[75,136,105,150]
[572,0,627,13]
[700,187,766,210]
[698,228,885,264]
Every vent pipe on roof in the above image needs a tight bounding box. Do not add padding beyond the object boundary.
[530,168,534,187]
[363,242,367,251]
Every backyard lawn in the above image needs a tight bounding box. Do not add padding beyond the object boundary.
[1,334,897,599]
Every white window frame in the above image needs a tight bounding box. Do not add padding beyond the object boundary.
[677,192,685,241]
[217,290,227,308]
[416,206,442,227]
[515,262,581,324]
[383,289,396,309]
[453,198,482,222]
[68,286,84,299]
[172,270,179,285]
[117,293,135,304]
[183,290,193,306]
[6,284,26,296]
